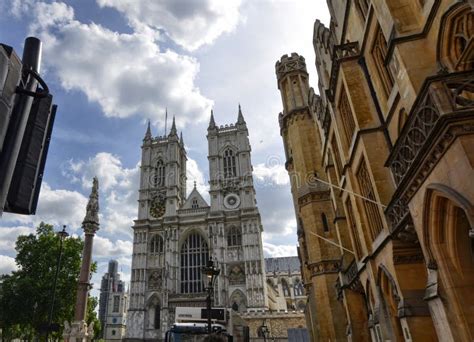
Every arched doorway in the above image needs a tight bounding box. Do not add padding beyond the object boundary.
[424,187,474,340]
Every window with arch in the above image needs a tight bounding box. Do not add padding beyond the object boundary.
[322,213,330,232]
[371,24,394,98]
[338,87,357,148]
[223,149,237,178]
[227,226,242,246]
[357,158,384,240]
[294,279,304,296]
[191,198,199,209]
[180,233,208,293]
[155,160,165,186]
[281,279,290,297]
[149,234,164,254]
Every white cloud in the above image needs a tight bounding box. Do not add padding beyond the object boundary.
[0,255,18,275]
[63,152,139,237]
[253,161,289,187]
[186,157,208,198]
[96,0,242,51]
[93,235,133,258]
[263,242,297,258]
[3,183,89,231]
[22,1,213,126]
[0,226,34,254]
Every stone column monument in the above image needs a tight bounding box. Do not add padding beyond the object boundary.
[64,177,99,342]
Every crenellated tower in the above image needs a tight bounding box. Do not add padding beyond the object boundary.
[276,53,347,341]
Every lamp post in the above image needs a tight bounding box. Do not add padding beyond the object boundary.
[46,225,68,341]
[202,257,220,335]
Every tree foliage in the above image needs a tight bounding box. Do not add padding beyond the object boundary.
[0,222,99,340]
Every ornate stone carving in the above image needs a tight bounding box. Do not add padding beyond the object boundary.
[228,264,245,285]
[308,259,341,276]
[275,53,308,79]
[82,177,99,234]
[148,269,163,290]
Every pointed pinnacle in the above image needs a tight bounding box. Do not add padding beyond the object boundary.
[208,109,216,129]
[180,131,184,145]
[237,103,245,124]
[169,116,177,135]
[144,120,152,140]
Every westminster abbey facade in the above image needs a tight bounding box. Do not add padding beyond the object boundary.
[276,0,474,341]
[125,110,267,341]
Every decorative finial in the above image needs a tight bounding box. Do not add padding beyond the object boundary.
[144,120,152,141]
[237,103,245,125]
[208,109,216,130]
[169,115,177,136]
[82,177,100,231]
[194,180,197,189]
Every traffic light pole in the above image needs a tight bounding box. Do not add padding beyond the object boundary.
[0,37,42,216]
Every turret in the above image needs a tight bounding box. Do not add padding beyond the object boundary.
[275,53,310,115]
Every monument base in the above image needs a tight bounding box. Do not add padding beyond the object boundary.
[63,320,93,342]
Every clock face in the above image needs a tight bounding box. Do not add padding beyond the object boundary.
[224,193,240,210]
[150,196,166,218]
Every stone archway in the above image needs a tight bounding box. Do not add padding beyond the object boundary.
[230,289,247,313]
[376,265,404,341]
[423,186,474,341]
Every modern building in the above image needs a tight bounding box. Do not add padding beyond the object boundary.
[126,109,268,341]
[276,0,474,341]
[99,260,127,340]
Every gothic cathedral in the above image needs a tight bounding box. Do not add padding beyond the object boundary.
[126,107,268,340]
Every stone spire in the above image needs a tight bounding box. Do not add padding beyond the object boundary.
[144,120,152,142]
[82,177,100,231]
[237,103,246,125]
[169,116,177,136]
[65,177,100,341]
[208,109,216,130]
[180,131,184,146]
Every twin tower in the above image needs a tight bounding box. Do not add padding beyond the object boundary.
[126,108,267,341]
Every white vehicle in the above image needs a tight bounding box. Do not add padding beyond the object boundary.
[165,307,249,342]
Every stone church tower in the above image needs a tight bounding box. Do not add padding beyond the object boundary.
[126,108,267,341]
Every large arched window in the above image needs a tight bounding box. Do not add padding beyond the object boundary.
[223,149,237,178]
[227,226,242,246]
[180,233,208,293]
[155,160,165,187]
[150,235,164,254]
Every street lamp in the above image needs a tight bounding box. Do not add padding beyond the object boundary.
[202,257,220,335]
[46,225,69,341]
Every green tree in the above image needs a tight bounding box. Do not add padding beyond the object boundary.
[0,222,98,340]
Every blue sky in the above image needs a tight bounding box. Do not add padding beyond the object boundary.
[0,0,329,293]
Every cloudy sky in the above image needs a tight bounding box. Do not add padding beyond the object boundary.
[0,0,329,294]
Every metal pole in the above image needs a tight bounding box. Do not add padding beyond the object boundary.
[0,37,42,216]
[46,225,67,341]
[207,284,212,335]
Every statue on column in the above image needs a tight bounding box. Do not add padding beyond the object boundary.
[64,177,99,342]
